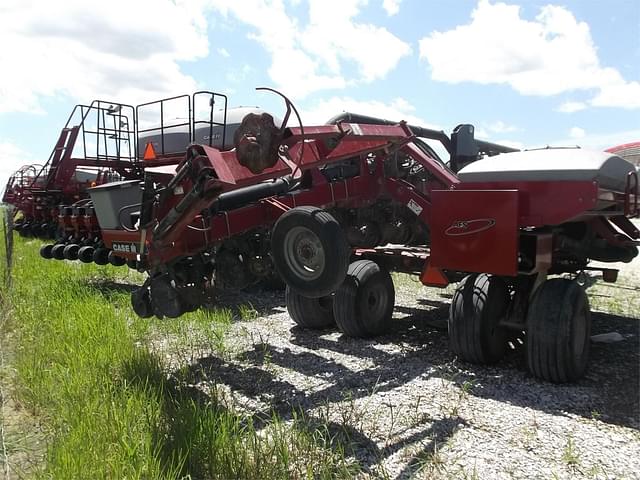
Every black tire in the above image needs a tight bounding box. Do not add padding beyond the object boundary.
[78,246,95,263]
[18,225,31,238]
[63,244,80,260]
[150,275,184,318]
[526,279,591,383]
[108,251,127,267]
[40,244,54,259]
[51,243,67,260]
[31,224,43,237]
[93,248,110,266]
[449,273,511,364]
[271,206,350,298]
[286,286,335,329]
[131,287,153,318]
[333,260,395,338]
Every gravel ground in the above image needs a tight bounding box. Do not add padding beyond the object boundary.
[160,256,640,479]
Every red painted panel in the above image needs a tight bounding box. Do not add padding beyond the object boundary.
[102,229,142,259]
[430,190,519,276]
[457,181,598,226]
[201,146,292,187]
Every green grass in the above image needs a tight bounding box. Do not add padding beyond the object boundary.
[586,271,640,318]
[1,235,357,479]
[1,206,10,479]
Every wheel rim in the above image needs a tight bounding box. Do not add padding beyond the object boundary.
[362,282,388,319]
[283,226,326,281]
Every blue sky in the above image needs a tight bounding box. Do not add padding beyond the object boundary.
[1,0,639,186]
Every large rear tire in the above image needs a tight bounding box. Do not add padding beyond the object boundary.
[526,279,591,383]
[333,260,395,338]
[271,206,350,298]
[286,286,335,329]
[449,273,511,364]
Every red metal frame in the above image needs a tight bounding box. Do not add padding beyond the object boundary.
[99,119,638,288]
[10,91,637,300]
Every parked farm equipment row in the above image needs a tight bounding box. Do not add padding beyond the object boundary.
[2,91,265,268]
[3,89,639,384]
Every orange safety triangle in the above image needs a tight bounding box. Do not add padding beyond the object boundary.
[143,142,157,161]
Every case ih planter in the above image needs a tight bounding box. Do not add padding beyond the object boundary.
[7,89,639,383]
[88,89,639,383]
[2,92,261,266]
[3,99,142,247]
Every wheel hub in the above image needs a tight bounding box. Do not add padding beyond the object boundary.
[284,226,325,280]
[363,284,387,318]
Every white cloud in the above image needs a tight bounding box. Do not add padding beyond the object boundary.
[474,127,489,139]
[382,0,401,16]
[225,64,253,84]
[486,120,518,134]
[590,80,640,109]
[0,0,208,113]
[299,96,440,128]
[418,0,640,109]
[0,141,36,192]
[569,127,586,139]
[217,47,230,57]
[209,0,411,99]
[550,128,640,151]
[474,124,524,151]
[557,101,587,113]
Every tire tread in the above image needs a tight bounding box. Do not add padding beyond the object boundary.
[526,279,591,383]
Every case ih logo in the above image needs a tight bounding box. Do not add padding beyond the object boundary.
[112,242,138,253]
[445,218,496,236]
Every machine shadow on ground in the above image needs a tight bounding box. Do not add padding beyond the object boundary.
[197,286,639,423]
[117,280,638,475]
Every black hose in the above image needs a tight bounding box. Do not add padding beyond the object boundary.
[209,177,294,214]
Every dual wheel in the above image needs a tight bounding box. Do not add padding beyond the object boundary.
[272,206,395,338]
[286,260,395,338]
[449,273,591,383]
[270,205,591,382]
